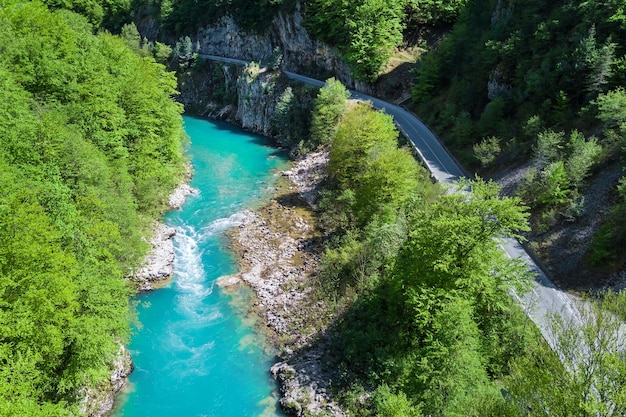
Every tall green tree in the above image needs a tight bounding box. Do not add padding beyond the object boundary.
[345,0,404,81]
[326,102,426,227]
[381,179,531,415]
[309,78,350,147]
[304,0,407,81]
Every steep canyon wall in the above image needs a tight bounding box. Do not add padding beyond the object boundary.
[177,62,284,136]
[193,4,373,93]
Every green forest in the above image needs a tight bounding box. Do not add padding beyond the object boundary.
[306,80,626,416]
[0,0,185,415]
[412,0,626,270]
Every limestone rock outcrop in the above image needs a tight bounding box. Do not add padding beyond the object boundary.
[80,345,133,417]
[133,222,177,291]
[194,3,372,93]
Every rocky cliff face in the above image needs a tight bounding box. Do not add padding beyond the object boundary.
[177,61,239,119]
[177,59,314,146]
[235,64,288,136]
[194,3,373,94]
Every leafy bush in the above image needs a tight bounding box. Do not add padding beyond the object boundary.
[519,130,601,220]
[473,136,501,167]
[372,385,422,417]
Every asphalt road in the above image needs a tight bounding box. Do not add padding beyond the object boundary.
[200,55,583,348]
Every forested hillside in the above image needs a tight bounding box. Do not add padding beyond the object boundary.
[0,0,185,415]
[301,79,626,417]
[156,0,626,278]
[412,0,626,275]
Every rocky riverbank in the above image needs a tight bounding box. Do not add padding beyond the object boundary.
[217,151,347,416]
[131,183,199,291]
[80,345,133,417]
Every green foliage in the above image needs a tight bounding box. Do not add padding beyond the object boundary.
[411,47,441,103]
[120,22,171,62]
[151,41,174,64]
[319,217,408,294]
[319,162,532,415]
[344,0,405,81]
[534,129,564,163]
[326,103,427,228]
[272,84,317,150]
[450,110,474,148]
[41,0,132,30]
[394,178,531,300]
[313,93,532,417]
[477,97,507,138]
[590,177,626,264]
[535,161,571,206]
[327,103,398,188]
[120,22,142,51]
[267,46,283,70]
[596,87,626,129]
[505,291,626,416]
[578,25,617,97]
[406,0,468,23]
[412,0,626,171]
[381,181,531,415]
[372,384,422,417]
[520,129,601,218]
[303,0,468,80]
[317,101,430,298]
[156,0,464,81]
[304,0,403,81]
[522,114,545,139]
[0,1,186,413]
[473,136,501,167]
[159,0,296,35]
[173,36,196,69]
[565,130,602,188]
[589,223,618,265]
[309,78,350,147]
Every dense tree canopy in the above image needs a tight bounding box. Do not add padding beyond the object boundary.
[303,0,467,81]
[307,85,540,415]
[327,103,422,226]
[0,0,185,414]
[412,0,626,259]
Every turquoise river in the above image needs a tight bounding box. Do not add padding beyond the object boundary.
[113,116,288,417]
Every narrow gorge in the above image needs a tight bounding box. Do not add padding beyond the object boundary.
[114,116,291,416]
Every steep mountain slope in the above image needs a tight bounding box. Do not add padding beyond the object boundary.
[412,0,626,288]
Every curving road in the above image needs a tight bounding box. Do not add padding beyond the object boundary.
[200,54,583,349]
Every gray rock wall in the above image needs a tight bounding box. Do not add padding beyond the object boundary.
[194,3,373,94]
[236,65,285,136]
[178,60,298,141]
